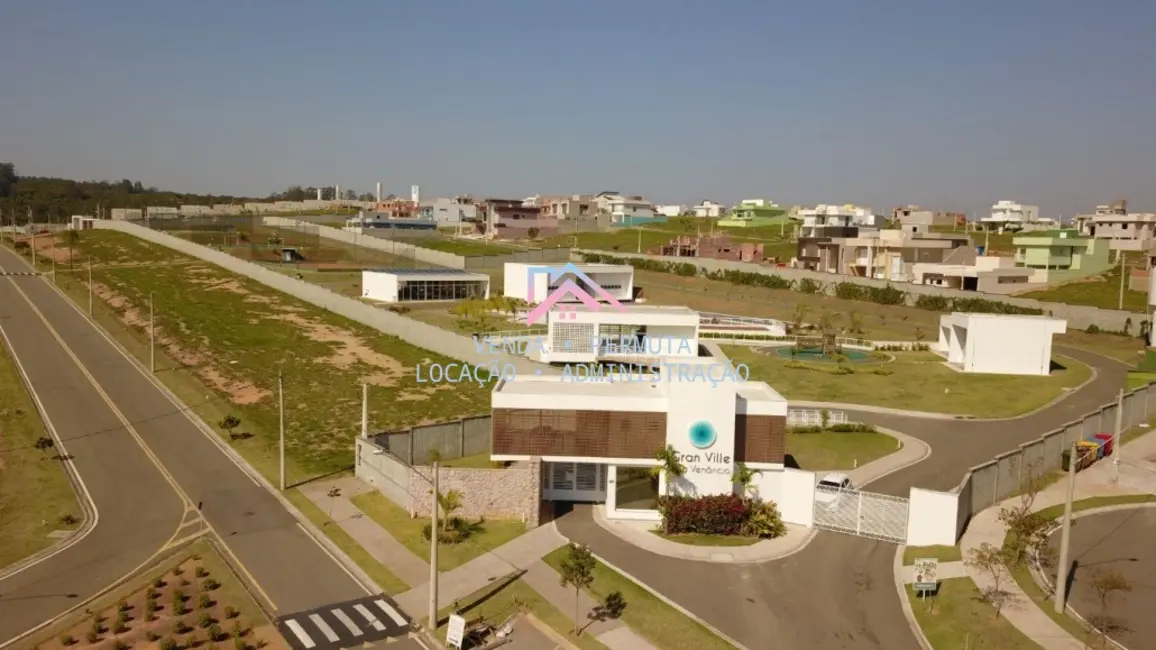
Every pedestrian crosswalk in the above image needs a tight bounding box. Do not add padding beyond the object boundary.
[276,595,411,650]
[0,271,39,276]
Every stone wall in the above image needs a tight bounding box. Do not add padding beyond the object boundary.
[578,249,1147,331]
[410,461,542,527]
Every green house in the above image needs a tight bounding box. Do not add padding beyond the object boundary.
[1011,229,1111,283]
[717,199,788,228]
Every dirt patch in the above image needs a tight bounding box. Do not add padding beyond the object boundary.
[185,272,277,305]
[268,313,405,385]
[199,367,272,405]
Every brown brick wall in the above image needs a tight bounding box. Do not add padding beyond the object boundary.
[734,415,786,463]
[492,409,666,459]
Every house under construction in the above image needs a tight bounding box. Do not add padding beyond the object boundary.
[651,235,764,263]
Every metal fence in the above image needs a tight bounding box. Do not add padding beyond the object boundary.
[956,382,1156,518]
[371,415,491,465]
[788,409,849,427]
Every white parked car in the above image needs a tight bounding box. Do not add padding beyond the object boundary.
[815,473,854,510]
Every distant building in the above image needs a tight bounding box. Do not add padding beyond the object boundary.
[797,225,972,280]
[718,199,787,228]
[798,204,882,231]
[1075,200,1156,252]
[1011,229,1112,283]
[110,208,144,221]
[595,192,662,227]
[652,235,764,263]
[419,198,477,226]
[540,195,596,220]
[892,206,966,228]
[374,199,419,219]
[484,199,558,239]
[654,204,686,218]
[980,200,1040,231]
[692,200,726,218]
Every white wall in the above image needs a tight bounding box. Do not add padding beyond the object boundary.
[665,359,738,497]
[774,468,816,527]
[362,271,399,302]
[905,487,961,546]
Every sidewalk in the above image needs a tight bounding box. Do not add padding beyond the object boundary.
[959,432,1156,650]
[299,477,658,650]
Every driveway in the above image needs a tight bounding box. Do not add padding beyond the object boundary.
[556,345,1128,649]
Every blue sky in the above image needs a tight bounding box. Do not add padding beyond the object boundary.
[2,0,1153,217]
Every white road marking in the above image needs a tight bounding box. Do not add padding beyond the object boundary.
[331,609,363,636]
[374,599,408,627]
[284,620,316,649]
[308,614,340,643]
[353,603,387,631]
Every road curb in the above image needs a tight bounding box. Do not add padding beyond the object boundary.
[893,546,934,650]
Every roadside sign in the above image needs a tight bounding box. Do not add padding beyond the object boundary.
[913,558,939,593]
[446,614,466,649]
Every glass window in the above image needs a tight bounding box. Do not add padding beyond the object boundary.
[615,466,659,510]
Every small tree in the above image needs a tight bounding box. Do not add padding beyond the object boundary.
[1089,568,1132,649]
[819,409,831,431]
[557,543,596,635]
[650,444,686,483]
[217,416,241,438]
[34,436,56,459]
[65,229,80,270]
[731,464,759,496]
[966,542,1017,618]
[435,489,464,531]
[528,227,540,240]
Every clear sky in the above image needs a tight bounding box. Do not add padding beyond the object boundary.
[2,0,1153,217]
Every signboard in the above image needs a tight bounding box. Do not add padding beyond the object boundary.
[913,558,939,593]
[446,614,466,649]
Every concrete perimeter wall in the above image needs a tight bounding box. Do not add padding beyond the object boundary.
[354,435,541,526]
[954,382,1156,525]
[577,249,1145,331]
[94,220,556,374]
[265,217,571,271]
[372,416,491,465]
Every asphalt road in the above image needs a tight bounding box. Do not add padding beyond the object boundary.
[1049,507,1156,650]
[0,246,376,644]
[557,345,1129,650]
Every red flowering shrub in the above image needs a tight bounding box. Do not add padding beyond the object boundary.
[658,494,787,538]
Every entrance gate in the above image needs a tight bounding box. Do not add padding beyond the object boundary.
[542,462,607,502]
[813,485,909,544]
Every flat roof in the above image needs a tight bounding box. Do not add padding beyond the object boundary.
[557,304,696,315]
[736,382,787,404]
[364,268,489,279]
[495,376,664,398]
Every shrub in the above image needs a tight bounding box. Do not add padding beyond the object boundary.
[195,566,209,578]
[172,567,184,577]
[659,494,789,539]
[209,624,224,642]
[153,578,166,589]
[203,578,221,591]
[146,631,161,642]
[85,631,100,644]
[742,501,788,539]
[112,640,131,650]
[117,599,131,612]
[174,619,191,635]
[223,605,239,620]
[199,612,215,628]
[231,621,246,638]
[235,638,248,650]
[159,638,178,650]
[60,634,76,646]
[113,621,128,634]
[199,594,213,610]
[421,516,475,544]
[796,278,824,294]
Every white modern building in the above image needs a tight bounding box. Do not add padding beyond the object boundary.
[654,204,686,218]
[503,262,634,305]
[598,194,656,223]
[980,201,1041,231]
[539,305,700,364]
[490,356,791,521]
[798,204,882,234]
[935,313,1067,376]
[693,201,726,218]
[361,268,490,303]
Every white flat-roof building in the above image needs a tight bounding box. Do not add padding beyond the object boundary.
[541,305,699,364]
[980,201,1041,231]
[503,262,634,304]
[361,268,490,303]
[491,357,789,520]
[935,313,1067,376]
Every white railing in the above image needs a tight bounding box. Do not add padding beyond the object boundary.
[698,311,788,330]
[787,409,849,427]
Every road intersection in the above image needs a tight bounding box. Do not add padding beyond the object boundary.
[0,246,386,647]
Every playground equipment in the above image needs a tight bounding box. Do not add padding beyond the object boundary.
[793,330,841,357]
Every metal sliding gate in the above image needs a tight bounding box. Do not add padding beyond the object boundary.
[813,486,910,544]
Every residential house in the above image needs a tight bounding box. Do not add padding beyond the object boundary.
[374,199,420,219]
[692,201,726,218]
[484,198,558,239]
[1074,200,1156,252]
[979,200,1040,231]
[1011,229,1112,283]
[797,226,972,280]
[419,197,478,226]
[797,204,882,231]
[654,204,686,218]
[595,192,663,227]
[717,199,789,228]
[651,235,764,263]
[540,195,596,220]
[892,206,966,228]
[911,255,1035,293]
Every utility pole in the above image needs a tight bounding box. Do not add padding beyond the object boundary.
[1054,442,1080,614]
[148,292,155,373]
[361,382,368,438]
[428,461,440,631]
[1113,389,1124,483]
[31,230,37,267]
[279,369,286,491]
[51,246,56,283]
[87,259,93,314]
[1118,250,1127,310]
[636,227,642,254]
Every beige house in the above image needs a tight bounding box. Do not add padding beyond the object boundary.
[797,227,973,281]
[1075,200,1156,252]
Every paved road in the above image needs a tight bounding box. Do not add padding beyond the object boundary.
[557,345,1128,650]
[1049,507,1156,650]
[0,247,379,644]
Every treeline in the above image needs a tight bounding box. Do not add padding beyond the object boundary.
[0,162,268,224]
[579,252,1046,316]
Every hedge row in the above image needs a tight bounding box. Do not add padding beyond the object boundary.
[580,253,1045,315]
[658,494,787,538]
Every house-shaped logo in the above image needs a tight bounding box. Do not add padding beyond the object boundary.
[525,263,626,325]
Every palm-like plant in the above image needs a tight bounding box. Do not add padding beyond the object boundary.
[731,463,759,496]
[436,489,464,531]
[650,444,686,482]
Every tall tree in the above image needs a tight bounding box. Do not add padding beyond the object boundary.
[558,543,596,635]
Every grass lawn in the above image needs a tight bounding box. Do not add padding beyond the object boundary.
[1054,330,1146,363]
[283,489,409,594]
[1006,494,1156,641]
[0,340,83,570]
[350,491,525,571]
[542,547,735,650]
[416,239,519,256]
[786,431,900,471]
[725,346,1092,417]
[1021,267,1148,312]
[906,578,1039,649]
[15,231,489,484]
[903,545,963,565]
[652,532,760,547]
[1126,372,1156,390]
[430,573,608,650]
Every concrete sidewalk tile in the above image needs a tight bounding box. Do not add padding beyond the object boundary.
[595,626,659,650]
[521,561,622,637]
